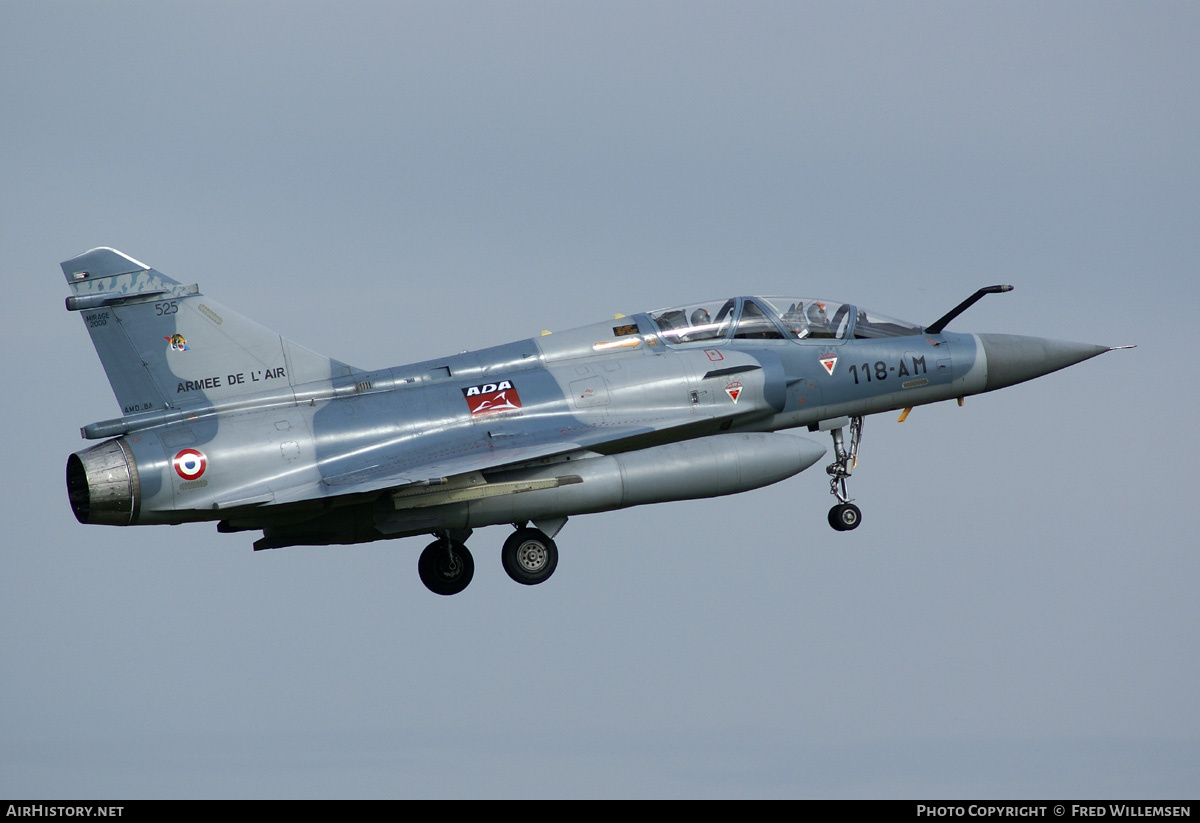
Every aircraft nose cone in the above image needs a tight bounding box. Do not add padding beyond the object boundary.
[978,333,1111,391]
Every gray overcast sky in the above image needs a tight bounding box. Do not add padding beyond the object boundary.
[2,1,1197,798]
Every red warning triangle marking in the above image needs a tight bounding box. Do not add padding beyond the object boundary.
[819,355,837,376]
[724,381,743,403]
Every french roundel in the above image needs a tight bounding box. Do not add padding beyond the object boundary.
[173,448,207,480]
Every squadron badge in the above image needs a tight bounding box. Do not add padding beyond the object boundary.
[462,381,523,416]
[819,353,838,376]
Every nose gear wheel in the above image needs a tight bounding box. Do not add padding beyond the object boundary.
[826,416,863,531]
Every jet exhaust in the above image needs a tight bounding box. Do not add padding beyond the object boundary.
[66,438,140,525]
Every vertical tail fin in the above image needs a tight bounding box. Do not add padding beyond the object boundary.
[62,248,359,416]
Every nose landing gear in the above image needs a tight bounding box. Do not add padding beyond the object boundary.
[826,416,863,531]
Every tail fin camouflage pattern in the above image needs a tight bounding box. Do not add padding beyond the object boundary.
[61,247,358,416]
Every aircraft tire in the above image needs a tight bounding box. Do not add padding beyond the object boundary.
[828,506,844,530]
[501,528,559,586]
[418,539,474,595]
[828,503,861,531]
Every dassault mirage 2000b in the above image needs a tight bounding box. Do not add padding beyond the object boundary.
[61,248,1126,595]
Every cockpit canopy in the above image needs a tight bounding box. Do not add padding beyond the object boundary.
[648,297,922,344]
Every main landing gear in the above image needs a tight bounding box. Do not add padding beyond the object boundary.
[418,535,474,596]
[826,416,863,531]
[501,527,559,586]
[416,524,560,595]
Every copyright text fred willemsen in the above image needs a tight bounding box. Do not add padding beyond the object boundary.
[917,808,1191,819]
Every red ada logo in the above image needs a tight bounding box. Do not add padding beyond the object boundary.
[724,381,743,403]
[173,448,207,480]
[819,352,838,376]
[462,380,522,416]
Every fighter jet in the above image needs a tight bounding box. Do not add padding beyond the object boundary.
[61,247,1125,595]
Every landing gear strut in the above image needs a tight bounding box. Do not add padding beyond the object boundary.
[826,416,863,531]
[418,534,474,595]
